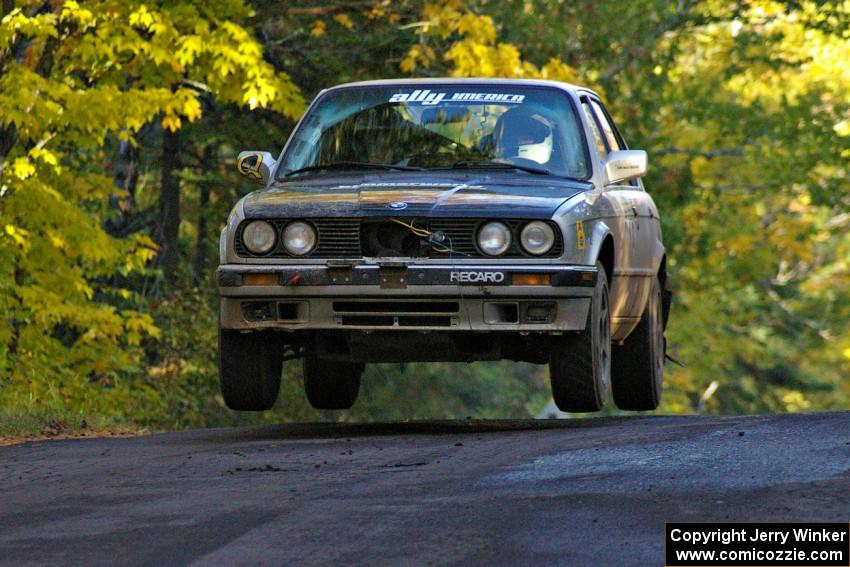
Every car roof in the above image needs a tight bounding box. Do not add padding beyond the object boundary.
[321,77,600,99]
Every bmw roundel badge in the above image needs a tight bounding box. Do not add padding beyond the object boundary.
[388,201,408,210]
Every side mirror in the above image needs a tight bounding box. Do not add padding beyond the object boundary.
[236,150,276,184]
[603,150,647,185]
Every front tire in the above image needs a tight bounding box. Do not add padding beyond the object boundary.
[548,261,611,412]
[219,329,284,411]
[303,356,364,410]
[611,276,665,410]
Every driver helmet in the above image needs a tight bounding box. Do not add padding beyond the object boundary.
[493,108,555,164]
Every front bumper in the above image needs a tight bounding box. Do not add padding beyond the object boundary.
[218,263,596,332]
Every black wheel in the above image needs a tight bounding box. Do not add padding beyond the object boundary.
[611,276,665,410]
[219,329,283,411]
[303,356,364,410]
[549,261,611,412]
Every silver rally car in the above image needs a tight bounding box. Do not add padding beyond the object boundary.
[219,78,671,413]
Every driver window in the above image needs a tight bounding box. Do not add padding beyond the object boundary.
[581,101,608,160]
[590,100,622,152]
[591,99,641,187]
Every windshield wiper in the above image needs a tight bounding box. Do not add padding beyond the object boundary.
[283,161,424,177]
[433,160,552,176]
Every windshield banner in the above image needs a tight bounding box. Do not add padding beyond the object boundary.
[389,90,526,106]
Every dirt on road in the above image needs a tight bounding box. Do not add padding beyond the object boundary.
[1,413,848,566]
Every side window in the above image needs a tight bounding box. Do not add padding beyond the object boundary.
[591,99,641,187]
[581,101,608,160]
[590,100,622,152]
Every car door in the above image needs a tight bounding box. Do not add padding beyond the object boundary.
[581,96,653,330]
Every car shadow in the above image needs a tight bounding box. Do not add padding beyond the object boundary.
[181,415,672,445]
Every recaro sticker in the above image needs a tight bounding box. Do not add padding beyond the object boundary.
[389,90,526,106]
[450,271,506,284]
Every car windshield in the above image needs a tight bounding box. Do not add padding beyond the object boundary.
[278,84,589,180]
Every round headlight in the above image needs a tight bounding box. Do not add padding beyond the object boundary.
[477,221,512,256]
[242,220,277,254]
[283,221,317,256]
[520,221,556,255]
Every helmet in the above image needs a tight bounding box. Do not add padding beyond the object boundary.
[492,108,554,165]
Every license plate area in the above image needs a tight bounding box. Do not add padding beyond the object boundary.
[379,267,408,289]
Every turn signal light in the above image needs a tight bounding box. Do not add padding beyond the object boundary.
[243,273,278,286]
[512,273,551,286]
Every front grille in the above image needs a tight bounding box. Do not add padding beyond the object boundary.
[234,218,562,259]
[313,219,361,257]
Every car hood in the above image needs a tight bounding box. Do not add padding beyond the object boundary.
[242,174,591,220]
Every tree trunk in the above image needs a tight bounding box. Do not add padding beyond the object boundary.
[105,139,139,236]
[0,124,15,179]
[157,127,181,287]
[193,145,214,286]
[6,259,25,361]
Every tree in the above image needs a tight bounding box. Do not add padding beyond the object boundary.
[650,0,850,412]
[0,0,304,420]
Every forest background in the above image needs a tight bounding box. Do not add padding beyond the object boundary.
[1,0,849,435]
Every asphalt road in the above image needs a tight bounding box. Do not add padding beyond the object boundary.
[1,412,849,566]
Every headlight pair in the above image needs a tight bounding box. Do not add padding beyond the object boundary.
[242,220,316,256]
[476,221,556,256]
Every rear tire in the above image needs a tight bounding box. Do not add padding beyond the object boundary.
[303,356,364,410]
[611,276,665,410]
[219,329,283,411]
[548,261,611,412]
